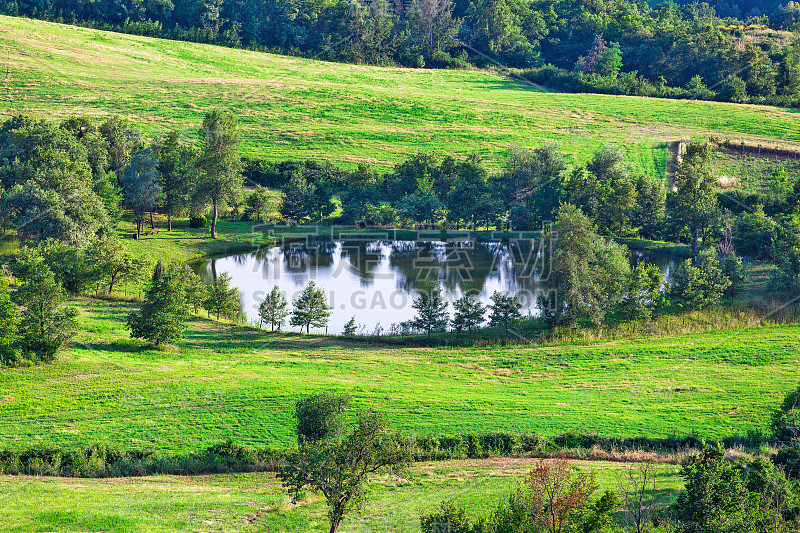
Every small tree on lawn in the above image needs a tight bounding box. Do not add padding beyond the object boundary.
[451,293,485,337]
[86,235,146,294]
[12,251,78,363]
[174,266,209,315]
[126,262,190,346]
[258,285,289,331]
[279,394,410,533]
[290,281,331,333]
[488,291,522,337]
[203,271,241,320]
[410,283,449,337]
[342,316,357,336]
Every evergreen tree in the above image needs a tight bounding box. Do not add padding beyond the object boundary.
[259,285,289,331]
[203,272,241,320]
[451,293,485,336]
[343,316,358,336]
[12,252,78,362]
[126,263,190,346]
[488,291,522,336]
[290,281,332,333]
[410,283,449,336]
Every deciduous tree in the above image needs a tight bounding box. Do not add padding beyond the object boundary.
[197,109,243,239]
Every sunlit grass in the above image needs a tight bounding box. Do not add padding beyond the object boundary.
[2,16,800,175]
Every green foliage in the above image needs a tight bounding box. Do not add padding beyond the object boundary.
[488,291,522,336]
[451,294,486,335]
[295,392,351,444]
[410,283,450,336]
[546,204,630,326]
[258,285,288,331]
[122,147,161,238]
[342,316,358,336]
[0,269,21,365]
[673,143,717,254]
[0,115,111,247]
[420,500,486,533]
[85,235,146,294]
[675,447,756,533]
[189,215,207,228]
[618,262,665,321]
[289,281,331,333]
[154,130,198,230]
[670,250,731,310]
[279,405,411,533]
[772,384,800,442]
[720,254,747,300]
[246,187,277,223]
[10,249,78,363]
[733,205,777,260]
[202,271,241,320]
[500,145,566,229]
[197,109,243,238]
[126,262,191,346]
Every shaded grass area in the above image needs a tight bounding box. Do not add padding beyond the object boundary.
[0,459,684,532]
[1,297,798,455]
[2,16,800,176]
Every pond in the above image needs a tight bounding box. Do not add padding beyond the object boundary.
[191,239,681,334]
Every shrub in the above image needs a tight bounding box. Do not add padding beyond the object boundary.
[189,215,207,228]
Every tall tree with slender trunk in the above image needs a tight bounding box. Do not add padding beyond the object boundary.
[197,109,243,239]
[674,142,717,254]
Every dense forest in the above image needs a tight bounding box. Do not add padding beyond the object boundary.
[2,0,800,106]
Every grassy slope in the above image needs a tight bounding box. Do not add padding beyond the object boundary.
[1,297,798,454]
[3,16,800,176]
[0,459,682,532]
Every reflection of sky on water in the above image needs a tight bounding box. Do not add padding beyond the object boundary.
[192,241,679,334]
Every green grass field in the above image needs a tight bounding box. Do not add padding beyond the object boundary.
[1,296,797,455]
[711,148,800,193]
[0,458,683,532]
[3,16,800,176]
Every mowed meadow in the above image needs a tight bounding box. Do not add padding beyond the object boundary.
[3,16,800,174]
[1,297,798,454]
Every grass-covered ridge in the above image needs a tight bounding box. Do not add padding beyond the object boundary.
[3,16,800,174]
[1,296,797,454]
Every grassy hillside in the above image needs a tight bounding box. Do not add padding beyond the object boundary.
[3,16,800,175]
[0,459,683,532]
[1,297,797,454]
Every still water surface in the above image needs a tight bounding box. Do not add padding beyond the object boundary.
[191,240,679,334]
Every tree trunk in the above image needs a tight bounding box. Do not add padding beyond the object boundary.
[136,219,141,239]
[168,213,172,232]
[211,199,219,239]
[691,222,699,255]
[149,211,155,229]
